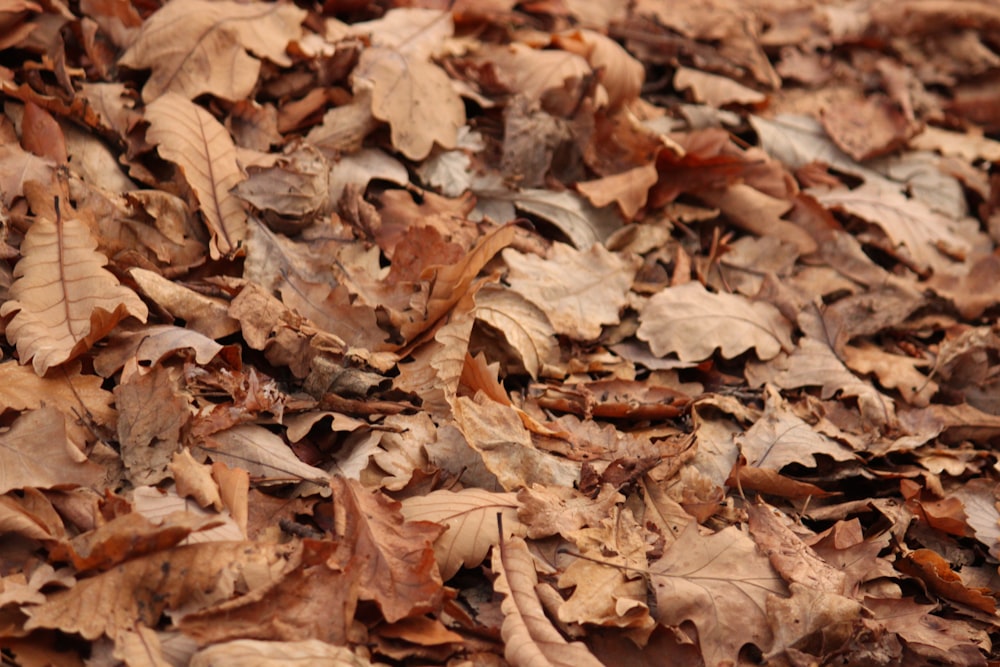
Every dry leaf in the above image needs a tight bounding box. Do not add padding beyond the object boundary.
[1,207,148,375]
[145,93,247,258]
[119,0,305,102]
[649,523,787,667]
[503,242,639,341]
[637,281,793,361]
[189,639,373,667]
[400,488,525,580]
[492,535,604,667]
[0,407,104,493]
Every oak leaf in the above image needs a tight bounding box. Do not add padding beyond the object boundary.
[503,242,639,341]
[400,488,525,580]
[119,0,305,102]
[1,208,148,376]
[649,523,787,667]
[492,535,604,667]
[637,281,793,361]
[189,639,373,667]
[145,93,247,259]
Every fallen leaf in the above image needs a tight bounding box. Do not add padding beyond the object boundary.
[637,281,793,361]
[1,206,148,375]
[0,407,104,493]
[400,488,525,580]
[649,523,787,667]
[119,0,305,102]
[145,93,247,258]
[492,534,604,667]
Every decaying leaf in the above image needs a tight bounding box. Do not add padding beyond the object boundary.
[1,207,148,375]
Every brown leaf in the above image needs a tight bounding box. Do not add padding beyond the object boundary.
[189,639,373,667]
[21,101,67,163]
[119,0,305,102]
[637,282,793,362]
[400,488,525,580]
[1,207,148,375]
[0,407,104,493]
[492,534,605,667]
[504,242,639,341]
[144,93,247,259]
[24,541,292,640]
[575,162,658,219]
[354,45,464,160]
[649,523,787,666]
[329,476,444,622]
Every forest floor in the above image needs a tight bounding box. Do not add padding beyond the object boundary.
[2,0,1000,665]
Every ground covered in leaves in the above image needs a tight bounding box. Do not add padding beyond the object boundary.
[2,0,1000,665]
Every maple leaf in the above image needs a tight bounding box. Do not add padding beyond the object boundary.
[144,93,247,259]
[649,523,787,667]
[1,206,148,376]
[119,0,305,102]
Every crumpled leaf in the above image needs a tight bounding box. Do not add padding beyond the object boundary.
[119,0,305,102]
[649,523,787,667]
[637,281,793,361]
[399,488,525,580]
[1,207,149,375]
[330,476,444,623]
[812,182,971,271]
[24,542,291,640]
[492,535,604,667]
[145,93,247,259]
[736,387,856,470]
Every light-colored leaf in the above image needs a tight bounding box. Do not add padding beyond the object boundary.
[650,523,787,667]
[400,488,525,580]
[1,208,148,375]
[492,535,604,667]
[353,48,465,160]
[0,407,104,493]
[119,0,305,102]
[637,281,793,361]
[145,93,247,259]
[201,424,330,490]
[503,242,639,341]
[190,639,373,667]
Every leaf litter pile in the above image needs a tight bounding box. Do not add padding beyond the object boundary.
[4,0,1000,665]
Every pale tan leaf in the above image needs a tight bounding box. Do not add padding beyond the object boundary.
[637,282,793,362]
[472,284,558,379]
[201,424,330,491]
[575,162,658,220]
[349,7,452,61]
[736,387,856,470]
[453,393,580,491]
[119,0,305,102]
[0,407,104,493]
[353,48,464,160]
[1,209,148,375]
[190,639,373,667]
[553,29,644,108]
[503,242,639,341]
[650,524,787,667]
[674,66,767,106]
[170,449,223,511]
[145,93,247,259]
[132,486,243,544]
[400,488,525,580]
[0,359,115,436]
[492,535,604,667]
